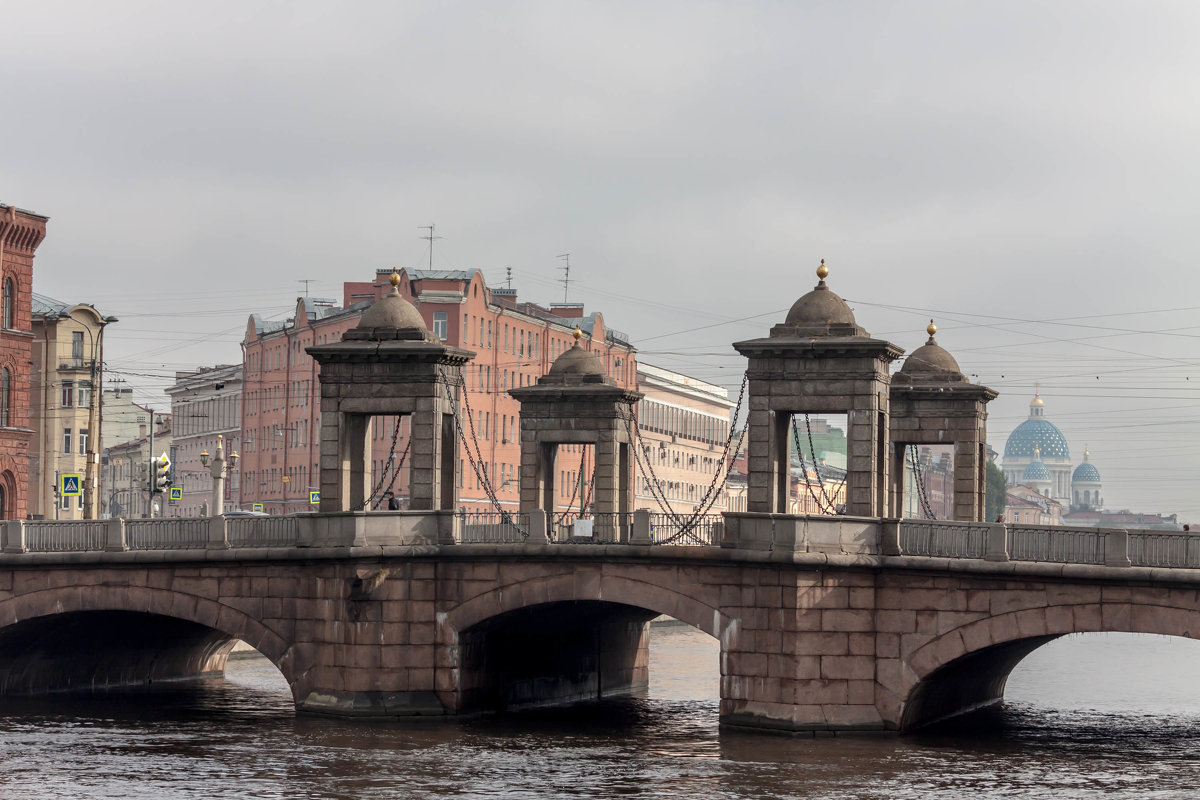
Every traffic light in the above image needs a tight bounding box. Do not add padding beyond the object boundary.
[152,452,172,494]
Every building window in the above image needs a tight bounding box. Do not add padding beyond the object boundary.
[61,381,74,407]
[432,311,448,340]
[0,368,9,427]
[62,428,72,454]
[71,331,84,367]
[77,383,92,409]
[79,428,89,455]
[2,278,12,330]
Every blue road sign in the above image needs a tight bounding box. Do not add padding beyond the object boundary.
[169,487,183,501]
[309,490,320,505]
[61,474,82,497]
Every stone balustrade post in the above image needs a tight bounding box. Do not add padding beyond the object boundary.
[984,523,1009,562]
[104,518,126,552]
[207,515,229,550]
[1104,528,1132,567]
[526,509,549,544]
[631,508,651,545]
[881,519,901,556]
[3,520,25,554]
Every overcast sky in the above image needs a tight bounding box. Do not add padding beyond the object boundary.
[5,1,1198,521]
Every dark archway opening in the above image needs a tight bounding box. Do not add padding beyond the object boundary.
[458,601,658,713]
[901,635,1059,731]
[0,611,238,695]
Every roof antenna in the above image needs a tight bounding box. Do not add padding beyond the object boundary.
[418,224,443,270]
[297,279,314,298]
[505,266,513,289]
[557,253,571,302]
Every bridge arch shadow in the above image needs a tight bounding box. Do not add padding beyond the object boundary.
[0,587,292,697]
[900,602,1200,731]
[442,572,728,714]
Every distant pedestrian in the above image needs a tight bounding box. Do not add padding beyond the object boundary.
[386,491,400,511]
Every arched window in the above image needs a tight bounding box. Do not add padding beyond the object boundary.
[2,278,12,329]
[0,368,9,427]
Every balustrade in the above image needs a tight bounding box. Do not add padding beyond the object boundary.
[1,515,1196,573]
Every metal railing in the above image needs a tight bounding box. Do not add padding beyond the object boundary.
[126,518,209,551]
[25,521,108,553]
[551,512,631,544]
[228,515,299,548]
[459,511,528,544]
[648,513,724,546]
[1009,525,1104,565]
[899,520,989,559]
[1129,531,1200,569]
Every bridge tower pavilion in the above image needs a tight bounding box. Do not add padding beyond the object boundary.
[510,328,643,530]
[733,260,903,517]
[307,272,474,513]
[889,321,997,521]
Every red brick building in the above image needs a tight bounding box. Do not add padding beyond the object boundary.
[0,204,47,519]
[240,269,638,514]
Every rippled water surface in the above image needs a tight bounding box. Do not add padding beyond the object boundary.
[3,627,1200,799]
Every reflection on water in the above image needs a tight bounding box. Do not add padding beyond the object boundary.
[2,626,1200,799]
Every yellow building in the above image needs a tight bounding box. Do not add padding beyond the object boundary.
[30,295,116,519]
[633,364,736,515]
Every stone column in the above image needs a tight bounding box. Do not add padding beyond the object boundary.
[844,407,882,517]
[592,434,619,517]
[953,438,980,522]
[409,404,440,511]
[746,401,778,514]
[344,414,371,511]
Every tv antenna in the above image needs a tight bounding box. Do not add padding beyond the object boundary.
[418,224,443,270]
[297,279,315,297]
[557,253,571,303]
[505,266,513,289]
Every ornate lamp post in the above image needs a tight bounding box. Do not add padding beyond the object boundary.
[199,434,239,517]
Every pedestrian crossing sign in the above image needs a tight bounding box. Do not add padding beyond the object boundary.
[169,487,183,501]
[60,474,82,497]
[309,490,320,505]
[252,503,264,513]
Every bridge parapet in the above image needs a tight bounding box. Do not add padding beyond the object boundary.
[1,513,1195,571]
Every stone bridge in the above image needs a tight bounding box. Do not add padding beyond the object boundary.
[1,512,1198,733]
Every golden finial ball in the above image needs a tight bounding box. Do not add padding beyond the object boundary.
[572,327,583,341]
[389,271,401,288]
[927,319,937,337]
[816,259,829,280]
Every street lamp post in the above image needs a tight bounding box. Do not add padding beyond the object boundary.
[200,434,239,517]
[67,310,116,520]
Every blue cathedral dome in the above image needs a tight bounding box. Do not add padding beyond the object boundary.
[1004,393,1071,461]
[1073,449,1101,483]
[1022,459,1051,482]
[1004,418,1071,460]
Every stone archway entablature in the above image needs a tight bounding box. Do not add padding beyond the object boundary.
[441,566,729,640]
[0,585,291,674]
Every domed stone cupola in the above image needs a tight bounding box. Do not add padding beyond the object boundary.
[772,260,870,338]
[343,271,436,342]
[894,320,967,384]
[734,258,905,518]
[542,328,613,385]
[888,319,997,521]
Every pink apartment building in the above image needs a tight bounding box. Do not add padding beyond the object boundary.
[239,269,638,515]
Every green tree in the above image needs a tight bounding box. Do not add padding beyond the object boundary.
[985,460,1007,522]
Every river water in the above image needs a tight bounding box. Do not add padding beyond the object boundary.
[3,625,1200,799]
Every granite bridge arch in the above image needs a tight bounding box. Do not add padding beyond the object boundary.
[0,514,1198,733]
